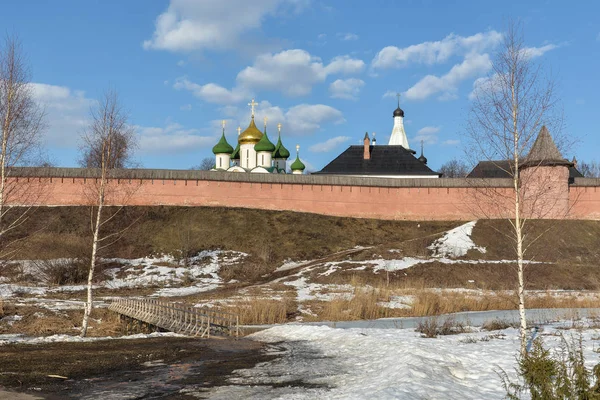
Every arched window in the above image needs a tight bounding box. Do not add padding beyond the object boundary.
[219,157,222,168]
[262,154,264,165]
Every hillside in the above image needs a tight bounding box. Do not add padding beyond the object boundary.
[1,206,600,337]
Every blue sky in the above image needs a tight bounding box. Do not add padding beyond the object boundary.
[1,0,598,171]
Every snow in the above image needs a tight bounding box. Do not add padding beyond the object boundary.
[275,259,310,273]
[208,317,600,399]
[0,331,186,346]
[429,221,486,258]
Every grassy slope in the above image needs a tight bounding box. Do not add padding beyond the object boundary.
[6,206,600,290]
[12,206,459,262]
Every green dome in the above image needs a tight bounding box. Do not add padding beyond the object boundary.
[254,127,276,152]
[231,142,240,160]
[212,132,234,155]
[291,155,305,171]
[273,135,290,159]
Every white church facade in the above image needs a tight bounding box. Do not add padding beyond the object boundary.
[211,99,305,174]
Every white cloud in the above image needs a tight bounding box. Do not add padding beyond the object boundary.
[137,121,216,154]
[382,90,398,99]
[236,50,364,96]
[29,83,93,146]
[414,126,441,145]
[338,32,359,41]
[324,55,365,75]
[177,60,186,67]
[442,139,460,146]
[173,77,247,104]
[223,100,344,136]
[371,31,502,70]
[180,104,192,111]
[329,78,365,100]
[523,44,558,59]
[467,43,558,100]
[285,104,345,133]
[143,0,289,52]
[309,136,350,152]
[404,52,492,101]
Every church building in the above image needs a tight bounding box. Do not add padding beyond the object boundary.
[314,98,440,178]
[211,99,305,174]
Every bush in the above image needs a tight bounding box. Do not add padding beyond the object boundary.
[416,316,470,338]
[33,259,90,285]
[500,335,600,399]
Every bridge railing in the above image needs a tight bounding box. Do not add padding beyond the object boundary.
[109,298,240,338]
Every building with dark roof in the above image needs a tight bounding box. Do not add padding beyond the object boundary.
[314,133,440,178]
[467,126,582,181]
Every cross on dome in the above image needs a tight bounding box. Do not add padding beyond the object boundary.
[277,122,282,133]
[221,120,226,129]
[248,98,258,118]
[237,126,241,135]
[263,116,268,127]
[396,92,401,107]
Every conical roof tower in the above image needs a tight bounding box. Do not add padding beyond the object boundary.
[522,126,572,168]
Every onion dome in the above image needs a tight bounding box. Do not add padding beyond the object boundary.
[238,117,263,145]
[255,123,276,152]
[212,128,234,155]
[273,123,290,159]
[231,142,240,160]
[418,140,427,164]
[393,94,404,117]
[291,144,306,172]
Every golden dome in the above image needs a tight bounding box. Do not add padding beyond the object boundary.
[238,117,263,145]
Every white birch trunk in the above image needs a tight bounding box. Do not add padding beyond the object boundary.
[80,183,104,337]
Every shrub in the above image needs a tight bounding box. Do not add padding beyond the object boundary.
[482,318,518,331]
[500,334,600,399]
[33,259,91,285]
[416,316,470,338]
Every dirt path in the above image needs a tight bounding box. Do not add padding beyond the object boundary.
[0,336,272,399]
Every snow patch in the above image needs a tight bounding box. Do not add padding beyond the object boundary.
[429,221,486,258]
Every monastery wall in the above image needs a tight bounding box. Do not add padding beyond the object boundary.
[5,168,600,221]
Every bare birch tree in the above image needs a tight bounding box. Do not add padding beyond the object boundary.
[466,22,563,355]
[0,35,45,257]
[80,89,136,337]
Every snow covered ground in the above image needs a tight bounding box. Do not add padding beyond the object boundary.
[208,318,600,399]
[0,250,247,300]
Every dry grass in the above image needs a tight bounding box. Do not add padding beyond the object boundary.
[227,297,295,325]
[317,286,395,321]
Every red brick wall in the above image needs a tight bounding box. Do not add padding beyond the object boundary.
[6,175,600,221]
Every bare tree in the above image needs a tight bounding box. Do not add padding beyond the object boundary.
[191,157,214,170]
[0,35,45,256]
[466,22,563,355]
[578,160,600,178]
[439,159,470,178]
[80,89,137,337]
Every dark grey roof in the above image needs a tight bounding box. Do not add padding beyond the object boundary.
[467,160,583,180]
[523,126,571,167]
[314,145,440,176]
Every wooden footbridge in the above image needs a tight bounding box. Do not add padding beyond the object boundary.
[109,299,240,338]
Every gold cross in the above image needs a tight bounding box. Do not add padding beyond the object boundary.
[296,144,300,153]
[221,120,226,129]
[248,98,258,117]
[277,123,282,133]
[263,116,268,128]
[397,93,401,106]
[237,126,241,135]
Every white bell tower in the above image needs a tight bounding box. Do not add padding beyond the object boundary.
[388,93,410,149]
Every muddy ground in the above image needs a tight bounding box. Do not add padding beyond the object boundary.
[0,337,273,399]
